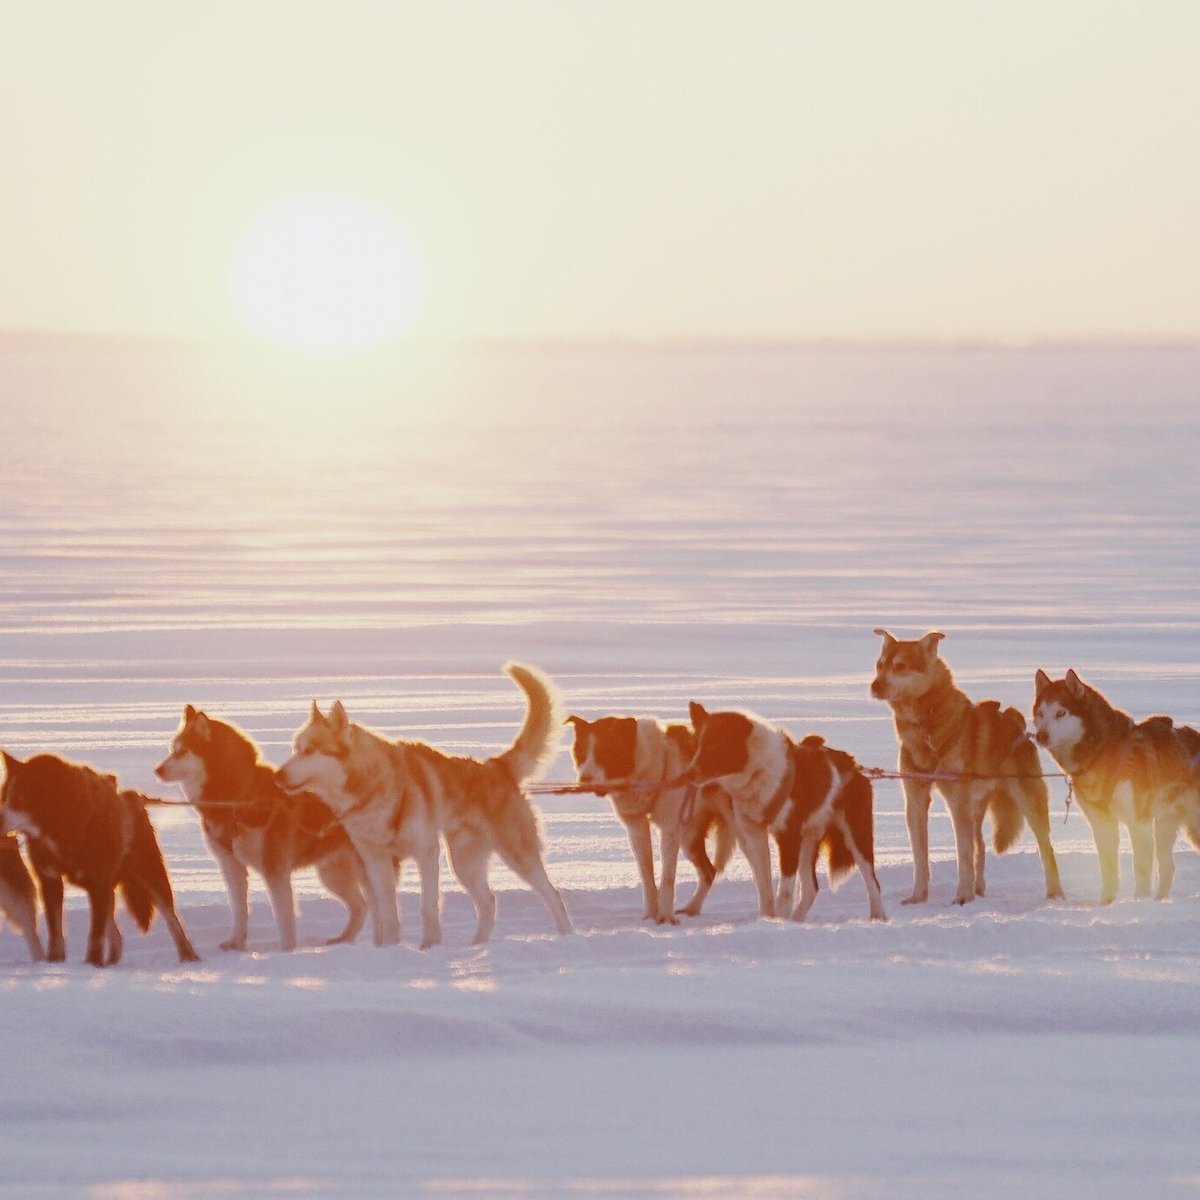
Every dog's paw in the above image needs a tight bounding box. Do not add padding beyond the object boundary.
[675,904,702,918]
[219,936,246,951]
[901,893,928,906]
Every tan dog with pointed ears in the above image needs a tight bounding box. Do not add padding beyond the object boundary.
[871,629,1063,906]
[276,663,574,947]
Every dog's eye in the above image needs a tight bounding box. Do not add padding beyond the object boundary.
[1054,709,1065,720]
[893,663,907,673]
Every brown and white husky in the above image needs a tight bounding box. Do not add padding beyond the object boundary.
[276,663,574,947]
[564,715,734,922]
[871,629,1063,906]
[155,707,368,951]
[674,704,886,922]
[1033,669,1200,902]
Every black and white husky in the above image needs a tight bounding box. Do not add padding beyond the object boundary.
[677,704,886,922]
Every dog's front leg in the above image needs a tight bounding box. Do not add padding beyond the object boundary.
[734,813,775,918]
[1154,811,1181,900]
[357,843,402,945]
[262,868,298,951]
[206,835,250,951]
[901,773,932,904]
[621,814,659,921]
[1129,817,1155,900]
[947,790,978,905]
[655,819,681,925]
[1085,806,1120,904]
[414,840,442,950]
[30,854,65,961]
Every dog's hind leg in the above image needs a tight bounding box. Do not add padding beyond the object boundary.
[776,828,800,918]
[262,868,298,951]
[1154,812,1181,900]
[1020,779,1065,900]
[789,831,821,922]
[104,912,123,967]
[972,793,987,898]
[678,820,717,917]
[315,850,368,944]
[1129,817,1155,900]
[446,831,495,945]
[84,885,116,967]
[901,774,932,904]
[499,846,574,935]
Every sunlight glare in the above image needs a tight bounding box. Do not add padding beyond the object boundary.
[230,195,424,353]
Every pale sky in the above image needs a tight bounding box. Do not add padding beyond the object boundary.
[3,0,1199,343]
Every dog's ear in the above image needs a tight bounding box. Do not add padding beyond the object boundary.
[873,627,897,648]
[192,713,212,741]
[919,631,945,658]
[1065,669,1086,698]
[1034,669,1052,694]
[688,701,709,731]
[1,750,21,776]
[563,715,587,732]
[184,703,197,722]
[329,700,349,734]
[310,700,326,724]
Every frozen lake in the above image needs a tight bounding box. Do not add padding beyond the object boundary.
[1,341,1199,1198]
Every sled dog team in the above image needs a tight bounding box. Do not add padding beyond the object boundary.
[2,633,1199,966]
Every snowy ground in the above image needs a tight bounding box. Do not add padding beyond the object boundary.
[2,344,1200,1198]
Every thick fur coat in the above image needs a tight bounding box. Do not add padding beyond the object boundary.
[0,751,198,966]
[872,630,1063,906]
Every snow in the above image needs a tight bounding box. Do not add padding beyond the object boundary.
[2,344,1200,1198]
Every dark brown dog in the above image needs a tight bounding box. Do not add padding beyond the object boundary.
[1,751,199,966]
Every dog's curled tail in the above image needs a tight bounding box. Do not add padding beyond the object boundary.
[497,662,562,784]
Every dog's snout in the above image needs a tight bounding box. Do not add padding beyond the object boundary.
[1035,730,1048,745]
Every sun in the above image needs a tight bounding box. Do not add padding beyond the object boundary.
[230,195,424,353]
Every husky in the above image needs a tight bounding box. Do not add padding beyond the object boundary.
[564,715,735,922]
[872,630,1063,905]
[1032,670,1200,902]
[675,704,885,921]
[276,663,574,947]
[154,706,368,951]
[0,835,44,961]
[0,752,199,966]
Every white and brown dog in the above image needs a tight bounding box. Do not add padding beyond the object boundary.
[675,704,886,922]
[564,715,734,923]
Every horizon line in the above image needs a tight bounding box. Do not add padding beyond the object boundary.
[1,328,1199,354]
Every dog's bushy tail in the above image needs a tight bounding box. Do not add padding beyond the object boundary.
[711,813,735,875]
[118,797,164,933]
[821,827,856,887]
[989,789,1026,855]
[497,662,562,784]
